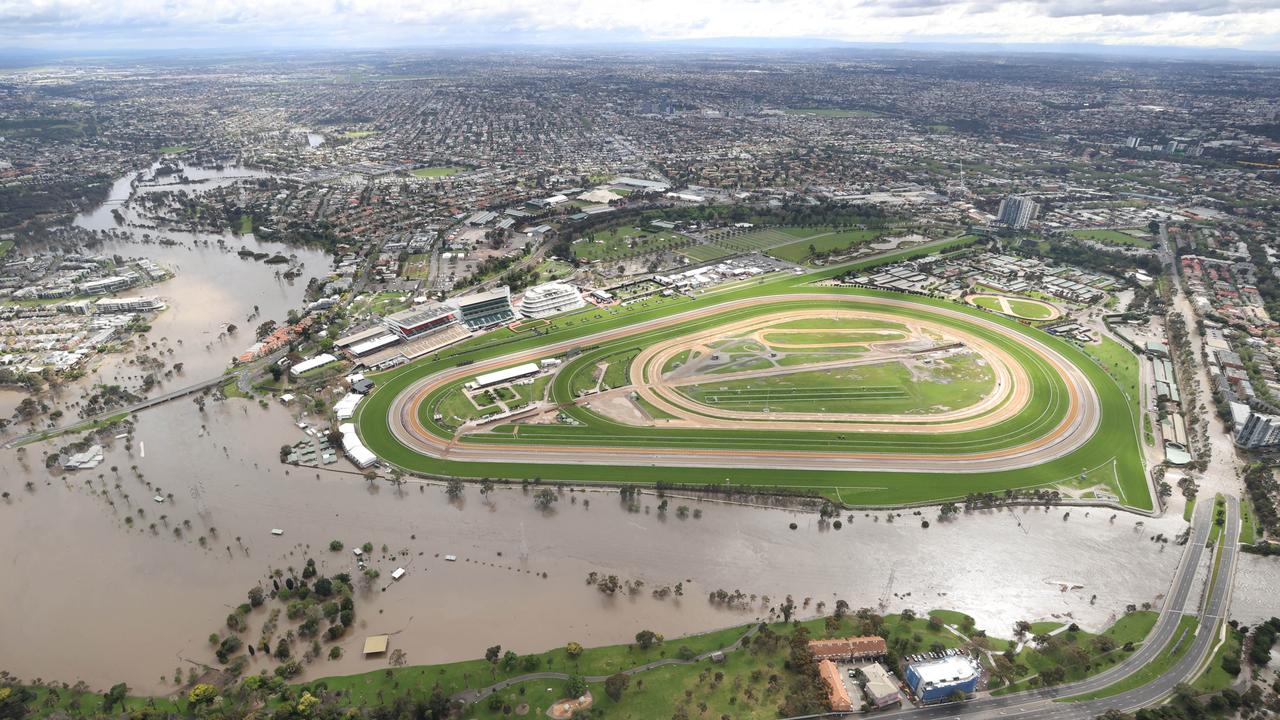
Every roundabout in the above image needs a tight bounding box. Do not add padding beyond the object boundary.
[354,284,1149,508]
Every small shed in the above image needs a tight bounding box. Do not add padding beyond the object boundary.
[391,567,406,580]
[363,635,389,655]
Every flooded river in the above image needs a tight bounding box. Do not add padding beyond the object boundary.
[0,389,1188,693]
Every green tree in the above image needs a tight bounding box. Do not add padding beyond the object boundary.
[102,683,129,713]
[565,675,588,699]
[565,641,584,659]
[187,684,217,706]
[604,672,629,701]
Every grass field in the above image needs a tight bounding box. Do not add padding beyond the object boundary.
[1069,228,1154,249]
[0,240,13,259]
[769,229,891,264]
[341,130,378,139]
[997,611,1158,695]
[412,165,466,177]
[1239,496,1258,544]
[971,294,1056,321]
[1063,614,1199,701]
[353,239,1150,509]
[574,226,685,262]
[676,353,994,416]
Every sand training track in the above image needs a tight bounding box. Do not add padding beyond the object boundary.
[377,293,1102,474]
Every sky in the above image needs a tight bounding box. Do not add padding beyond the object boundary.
[1,0,1279,53]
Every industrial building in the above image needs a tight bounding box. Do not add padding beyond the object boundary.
[905,655,980,703]
[519,281,586,318]
[448,286,515,329]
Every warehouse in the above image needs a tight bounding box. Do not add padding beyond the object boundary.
[905,655,980,703]
[469,362,540,390]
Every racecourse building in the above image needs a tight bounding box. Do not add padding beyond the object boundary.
[520,281,586,319]
[448,286,515,329]
[383,303,459,340]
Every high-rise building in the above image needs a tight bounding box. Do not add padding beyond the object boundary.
[1235,411,1280,449]
[996,195,1040,229]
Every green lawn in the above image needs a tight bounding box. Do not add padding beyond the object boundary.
[1062,615,1199,701]
[1184,495,1197,522]
[0,240,14,259]
[769,229,891,264]
[1069,229,1153,249]
[1239,497,1258,544]
[341,130,378,139]
[1079,336,1141,422]
[574,226,685,262]
[1191,622,1243,693]
[996,611,1158,695]
[412,166,466,177]
[236,214,253,234]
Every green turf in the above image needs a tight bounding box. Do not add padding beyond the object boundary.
[759,330,905,345]
[674,353,994,416]
[353,239,1150,509]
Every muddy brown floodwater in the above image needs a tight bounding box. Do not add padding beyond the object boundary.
[0,388,1188,695]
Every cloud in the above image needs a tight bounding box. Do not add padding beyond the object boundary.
[0,0,1277,50]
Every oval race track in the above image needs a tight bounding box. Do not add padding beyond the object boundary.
[377,292,1103,475]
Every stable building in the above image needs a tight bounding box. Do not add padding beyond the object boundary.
[468,363,540,390]
[520,281,586,319]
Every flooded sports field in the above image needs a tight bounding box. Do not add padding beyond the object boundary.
[0,390,1188,694]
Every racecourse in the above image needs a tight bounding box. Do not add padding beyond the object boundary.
[355,257,1150,509]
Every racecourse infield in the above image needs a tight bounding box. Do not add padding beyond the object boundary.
[354,266,1149,509]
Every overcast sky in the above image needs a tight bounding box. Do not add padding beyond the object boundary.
[2,0,1279,53]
